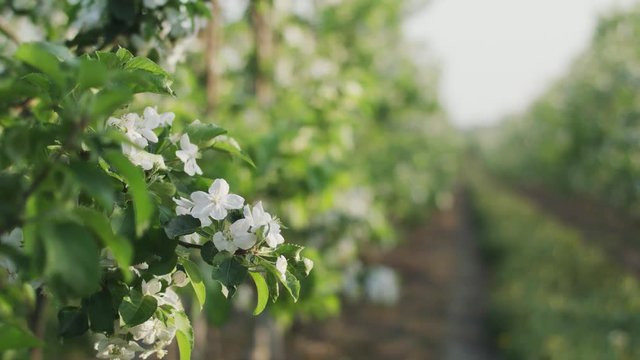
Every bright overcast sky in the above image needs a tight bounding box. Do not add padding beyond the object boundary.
[403,0,637,128]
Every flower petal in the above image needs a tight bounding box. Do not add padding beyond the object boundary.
[176,149,190,162]
[209,203,228,220]
[223,194,245,209]
[233,233,257,250]
[198,215,212,227]
[180,134,191,149]
[209,178,229,196]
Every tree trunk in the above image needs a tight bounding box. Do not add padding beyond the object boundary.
[29,288,47,360]
[249,0,273,106]
[250,314,285,360]
[205,0,221,115]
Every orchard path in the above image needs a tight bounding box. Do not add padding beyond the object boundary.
[286,190,497,360]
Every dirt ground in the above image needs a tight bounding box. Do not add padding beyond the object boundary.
[285,192,496,360]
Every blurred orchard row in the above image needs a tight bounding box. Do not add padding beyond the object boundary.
[478,3,640,214]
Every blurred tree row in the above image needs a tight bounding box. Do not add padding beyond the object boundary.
[479,4,640,214]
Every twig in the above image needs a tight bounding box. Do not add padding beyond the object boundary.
[177,240,203,249]
[0,17,20,45]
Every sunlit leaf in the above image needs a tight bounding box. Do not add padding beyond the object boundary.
[181,258,206,310]
[119,289,157,327]
[104,151,154,236]
[249,272,269,315]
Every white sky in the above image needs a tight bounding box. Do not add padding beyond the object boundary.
[403,0,637,128]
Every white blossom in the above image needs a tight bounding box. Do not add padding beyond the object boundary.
[107,109,174,170]
[365,266,400,306]
[111,113,157,145]
[230,218,257,250]
[175,134,202,176]
[142,277,184,309]
[129,318,176,346]
[242,201,271,228]
[263,221,285,248]
[302,257,314,275]
[157,288,183,309]
[276,256,287,280]
[129,262,149,277]
[180,232,201,245]
[173,197,194,216]
[143,107,174,128]
[143,0,168,9]
[174,196,211,227]
[171,270,189,287]
[212,231,238,254]
[124,148,165,171]
[241,202,284,248]
[191,179,244,221]
[140,347,168,359]
[94,335,143,360]
[141,278,162,297]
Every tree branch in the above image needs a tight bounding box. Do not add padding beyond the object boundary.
[177,240,203,249]
[0,17,20,45]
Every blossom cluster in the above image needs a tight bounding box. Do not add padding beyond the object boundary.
[173,178,288,279]
[97,109,310,359]
[94,268,188,360]
[108,107,202,175]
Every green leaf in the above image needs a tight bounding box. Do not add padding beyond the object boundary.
[74,207,133,276]
[58,306,89,338]
[249,272,269,315]
[125,56,170,77]
[104,151,154,236]
[173,311,193,360]
[108,281,129,313]
[164,215,200,239]
[185,122,227,145]
[204,281,231,326]
[150,181,176,200]
[46,222,101,297]
[119,289,158,327]
[68,160,117,210]
[0,323,42,351]
[14,42,66,86]
[282,270,301,301]
[212,141,256,168]
[122,70,174,95]
[265,272,280,303]
[21,73,51,92]
[83,288,116,334]
[181,258,206,310]
[95,51,120,69]
[116,47,134,63]
[261,260,300,302]
[211,255,247,289]
[291,257,314,277]
[148,252,178,276]
[133,228,178,275]
[78,59,107,89]
[91,87,133,120]
[201,241,218,265]
[274,243,304,261]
